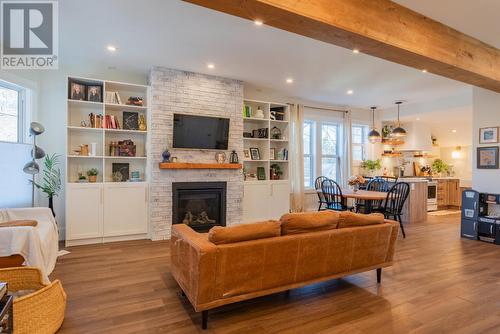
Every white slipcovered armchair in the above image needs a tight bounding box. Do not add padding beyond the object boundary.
[0,207,59,283]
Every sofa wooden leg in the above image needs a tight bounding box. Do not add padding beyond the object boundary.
[377,268,382,284]
[202,310,208,330]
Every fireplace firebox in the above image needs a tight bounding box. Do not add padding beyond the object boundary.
[172,182,226,232]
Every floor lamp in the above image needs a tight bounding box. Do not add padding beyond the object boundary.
[23,122,45,207]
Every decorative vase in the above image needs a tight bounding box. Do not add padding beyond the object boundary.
[162,149,171,162]
[138,115,147,131]
[48,196,55,217]
[254,106,264,119]
[351,183,359,193]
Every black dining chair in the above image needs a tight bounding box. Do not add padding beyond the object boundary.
[379,182,410,238]
[358,178,389,213]
[321,179,353,212]
[315,176,330,211]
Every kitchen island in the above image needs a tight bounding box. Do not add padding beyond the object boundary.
[399,179,428,223]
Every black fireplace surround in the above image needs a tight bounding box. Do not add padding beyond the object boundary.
[172,182,227,232]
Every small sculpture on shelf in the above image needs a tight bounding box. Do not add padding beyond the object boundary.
[138,114,147,131]
[215,152,226,164]
[271,126,282,139]
[126,96,144,106]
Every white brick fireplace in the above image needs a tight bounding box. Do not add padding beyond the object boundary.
[148,67,244,240]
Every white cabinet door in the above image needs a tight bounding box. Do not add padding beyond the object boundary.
[243,183,270,222]
[103,183,148,237]
[66,184,103,240]
[268,182,291,220]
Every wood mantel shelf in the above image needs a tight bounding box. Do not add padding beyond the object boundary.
[159,162,242,170]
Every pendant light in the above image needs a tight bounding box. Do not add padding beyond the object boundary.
[368,106,381,143]
[392,101,407,138]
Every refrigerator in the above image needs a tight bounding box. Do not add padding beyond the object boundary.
[461,190,479,240]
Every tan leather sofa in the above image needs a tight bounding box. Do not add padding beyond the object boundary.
[171,211,399,329]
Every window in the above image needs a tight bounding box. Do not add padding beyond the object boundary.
[0,81,25,143]
[303,121,314,188]
[303,118,341,188]
[352,124,369,162]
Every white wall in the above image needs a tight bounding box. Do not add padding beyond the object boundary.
[440,146,472,182]
[472,87,500,193]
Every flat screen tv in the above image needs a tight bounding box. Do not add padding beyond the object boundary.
[173,114,230,150]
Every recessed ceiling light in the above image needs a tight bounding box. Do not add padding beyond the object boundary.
[452,129,457,133]
[207,63,215,69]
[352,49,360,54]
[286,78,294,84]
[416,117,420,121]
[106,45,117,52]
[254,19,263,26]
[422,69,428,73]
[347,90,354,95]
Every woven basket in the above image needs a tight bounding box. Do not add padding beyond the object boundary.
[0,267,66,334]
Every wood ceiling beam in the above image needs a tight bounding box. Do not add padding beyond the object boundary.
[183,0,500,92]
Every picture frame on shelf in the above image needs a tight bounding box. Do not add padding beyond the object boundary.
[477,146,499,169]
[68,80,86,101]
[479,127,499,144]
[112,163,130,182]
[257,167,266,180]
[249,147,261,160]
[243,149,250,159]
[87,85,103,103]
[269,148,276,160]
[123,111,139,130]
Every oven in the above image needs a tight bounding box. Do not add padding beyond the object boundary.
[427,181,438,211]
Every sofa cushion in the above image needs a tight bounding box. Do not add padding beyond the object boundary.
[0,220,38,228]
[338,211,384,228]
[280,211,340,235]
[208,220,281,245]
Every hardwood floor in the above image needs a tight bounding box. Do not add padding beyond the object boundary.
[51,214,500,333]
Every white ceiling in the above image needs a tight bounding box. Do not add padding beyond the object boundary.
[58,0,471,110]
[394,0,500,48]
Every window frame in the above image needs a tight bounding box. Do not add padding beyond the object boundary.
[351,123,369,165]
[303,120,315,189]
[303,116,342,190]
[0,80,26,144]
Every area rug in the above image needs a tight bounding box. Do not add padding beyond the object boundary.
[428,210,461,216]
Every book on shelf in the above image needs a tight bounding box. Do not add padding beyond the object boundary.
[105,91,123,105]
[102,115,121,129]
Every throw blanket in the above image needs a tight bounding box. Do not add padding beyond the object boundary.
[0,207,59,283]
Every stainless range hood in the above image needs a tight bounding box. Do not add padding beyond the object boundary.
[398,122,433,152]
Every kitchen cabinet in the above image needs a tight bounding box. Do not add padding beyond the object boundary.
[436,179,461,208]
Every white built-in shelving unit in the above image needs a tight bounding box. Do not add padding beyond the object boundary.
[242,99,291,222]
[65,76,150,246]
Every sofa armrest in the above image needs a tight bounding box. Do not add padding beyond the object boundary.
[384,219,399,263]
[170,224,218,311]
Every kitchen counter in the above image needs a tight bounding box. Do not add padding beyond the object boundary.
[400,180,428,223]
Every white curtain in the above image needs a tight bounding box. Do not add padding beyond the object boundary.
[340,110,353,187]
[290,104,305,212]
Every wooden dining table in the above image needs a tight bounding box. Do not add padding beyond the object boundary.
[340,189,388,200]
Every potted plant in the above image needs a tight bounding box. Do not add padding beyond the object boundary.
[87,168,99,183]
[270,164,283,180]
[31,153,62,217]
[360,159,382,176]
[78,174,88,183]
[432,159,449,177]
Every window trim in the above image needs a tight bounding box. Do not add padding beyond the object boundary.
[0,80,27,144]
[352,123,370,165]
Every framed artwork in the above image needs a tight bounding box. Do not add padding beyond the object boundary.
[243,149,250,159]
[479,127,499,144]
[123,111,139,130]
[249,147,261,160]
[477,146,499,169]
[257,167,266,180]
[269,148,276,160]
[87,85,103,103]
[112,163,130,181]
[68,80,86,101]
